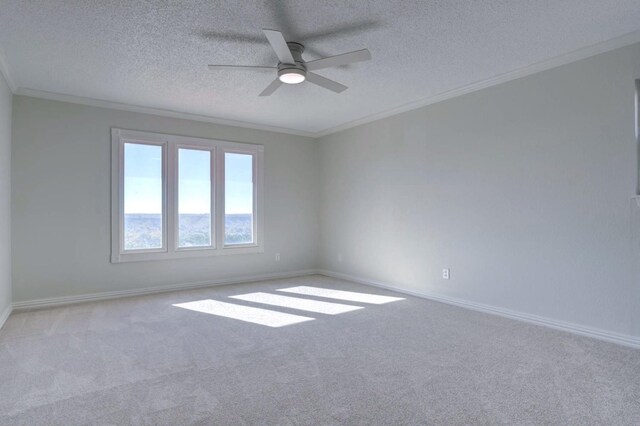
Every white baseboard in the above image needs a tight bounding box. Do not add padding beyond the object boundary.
[0,303,12,331]
[11,268,640,349]
[12,269,318,311]
[318,269,640,349]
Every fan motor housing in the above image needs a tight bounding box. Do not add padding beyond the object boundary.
[286,42,305,63]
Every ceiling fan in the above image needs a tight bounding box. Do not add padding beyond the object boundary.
[208,29,372,96]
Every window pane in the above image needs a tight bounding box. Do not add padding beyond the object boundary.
[225,153,254,245]
[124,143,163,250]
[178,149,212,248]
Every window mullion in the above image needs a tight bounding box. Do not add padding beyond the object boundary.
[211,147,217,249]
[165,141,175,254]
[216,149,226,250]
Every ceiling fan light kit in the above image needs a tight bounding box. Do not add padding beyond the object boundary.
[279,68,306,84]
[208,29,372,96]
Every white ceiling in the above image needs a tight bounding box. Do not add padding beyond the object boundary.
[1,1,640,135]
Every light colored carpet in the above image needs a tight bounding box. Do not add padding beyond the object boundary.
[0,275,639,425]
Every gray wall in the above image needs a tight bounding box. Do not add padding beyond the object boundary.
[11,96,319,302]
[8,43,640,340]
[0,72,11,318]
[318,44,640,338]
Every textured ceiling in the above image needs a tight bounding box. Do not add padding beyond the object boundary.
[1,1,640,134]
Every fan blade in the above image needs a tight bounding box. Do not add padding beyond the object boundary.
[263,29,295,64]
[301,20,381,42]
[208,65,275,71]
[198,31,266,44]
[305,49,371,71]
[271,2,298,41]
[306,72,347,93]
[259,79,283,96]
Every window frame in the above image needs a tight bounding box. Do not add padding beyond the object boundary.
[111,128,264,263]
[175,143,216,252]
[223,149,259,249]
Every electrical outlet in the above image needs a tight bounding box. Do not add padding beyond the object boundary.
[442,268,450,280]
[275,253,280,262]
[337,253,343,263]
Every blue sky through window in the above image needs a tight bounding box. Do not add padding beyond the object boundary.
[123,143,253,215]
[178,148,210,214]
[124,143,162,214]
[225,153,253,215]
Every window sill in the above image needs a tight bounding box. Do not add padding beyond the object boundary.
[111,245,264,263]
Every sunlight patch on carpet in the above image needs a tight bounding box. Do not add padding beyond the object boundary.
[230,292,364,315]
[277,286,405,304]
[173,299,314,327]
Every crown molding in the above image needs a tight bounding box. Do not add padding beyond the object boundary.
[13,88,317,138]
[315,30,640,138]
[0,44,16,93]
[8,30,640,139]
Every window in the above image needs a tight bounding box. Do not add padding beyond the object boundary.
[178,148,212,248]
[225,152,255,245]
[123,142,164,251]
[111,129,263,262]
